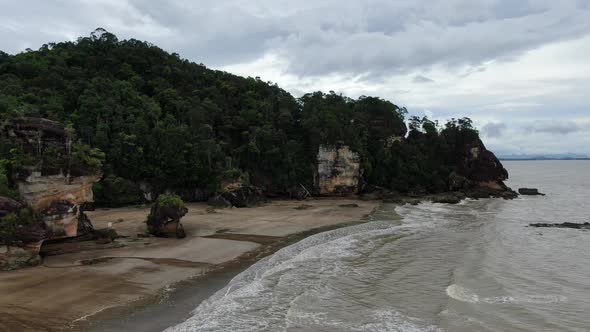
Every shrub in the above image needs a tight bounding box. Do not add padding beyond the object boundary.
[0,207,46,247]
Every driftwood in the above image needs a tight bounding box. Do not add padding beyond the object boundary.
[299,183,312,199]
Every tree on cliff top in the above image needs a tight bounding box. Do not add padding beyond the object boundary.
[0,29,498,202]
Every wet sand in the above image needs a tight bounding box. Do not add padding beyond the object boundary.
[0,199,378,331]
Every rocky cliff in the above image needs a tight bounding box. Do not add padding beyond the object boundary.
[3,117,101,239]
[316,145,361,195]
[0,118,101,270]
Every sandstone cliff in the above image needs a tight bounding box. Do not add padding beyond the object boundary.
[316,145,361,195]
[0,118,101,270]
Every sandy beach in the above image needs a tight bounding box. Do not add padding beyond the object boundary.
[0,198,379,331]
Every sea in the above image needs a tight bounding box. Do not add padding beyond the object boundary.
[166,160,590,332]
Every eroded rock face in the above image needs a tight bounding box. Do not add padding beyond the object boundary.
[2,118,101,240]
[317,145,361,195]
[18,171,100,239]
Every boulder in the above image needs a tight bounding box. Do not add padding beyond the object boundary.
[220,185,265,208]
[0,244,42,271]
[518,188,545,196]
[432,193,462,204]
[146,195,188,238]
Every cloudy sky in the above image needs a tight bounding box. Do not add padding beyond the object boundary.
[1,0,589,156]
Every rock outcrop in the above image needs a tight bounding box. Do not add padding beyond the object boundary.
[453,138,517,199]
[146,195,188,238]
[518,188,545,196]
[18,172,100,238]
[0,118,101,270]
[316,144,361,195]
[458,138,508,183]
[3,118,102,239]
[220,185,264,208]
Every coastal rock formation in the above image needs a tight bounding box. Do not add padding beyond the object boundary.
[18,172,101,238]
[453,138,517,199]
[146,195,188,238]
[3,118,102,239]
[519,188,545,196]
[0,118,101,270]
[316,144,361,195]
[0,243,42,271]
[220,185,265,208]
[458,138,508,183]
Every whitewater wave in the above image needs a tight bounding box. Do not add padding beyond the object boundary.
[166,207,450,332]
[446,284,567,305]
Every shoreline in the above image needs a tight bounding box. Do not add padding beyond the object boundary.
[75,219,374,332]
[0,198,380,331]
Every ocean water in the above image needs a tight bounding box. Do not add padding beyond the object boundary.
[168,161,590,332]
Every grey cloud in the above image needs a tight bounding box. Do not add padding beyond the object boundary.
[2,0,590,78]
[482,122,507,138]
[413,75,435,83]
[524,121,585,135]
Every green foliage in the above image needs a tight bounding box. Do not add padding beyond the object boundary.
[69,141,105,176]
[92,175,143,207]
[155,194,185,209]
[0,160,19,199]
[0,29,487,201]
[146,194,187,237]
[0,207,42,246]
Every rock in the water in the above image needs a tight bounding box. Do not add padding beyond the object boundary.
[432,193,462,204]
[529,222,590,229]
[518,188,545,196]
[220,185,265,208]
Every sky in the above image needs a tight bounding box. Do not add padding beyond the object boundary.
[1,0,589,156]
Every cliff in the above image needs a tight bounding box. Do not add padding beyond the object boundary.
[0,118,101,270]
[316,145,361,195]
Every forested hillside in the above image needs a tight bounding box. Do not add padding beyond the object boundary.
[0,29,500,206]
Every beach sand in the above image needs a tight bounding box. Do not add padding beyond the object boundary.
[0,198,379,331]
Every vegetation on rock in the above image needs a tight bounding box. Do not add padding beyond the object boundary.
[0,206,45,247]
[0,29,512,205]
[146,194,187,238]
